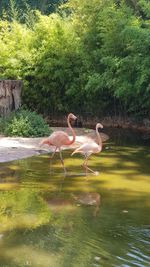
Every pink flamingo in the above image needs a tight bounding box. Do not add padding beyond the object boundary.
[72,123,103,175]
[40,113,77,174]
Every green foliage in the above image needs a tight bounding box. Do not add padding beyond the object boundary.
[0,0,65,18]
[9,0,19,21]
[1,109,51,137]
[0,19,34,79]
[22,13,87,114]
[0,0,149,118]
[66,0,150,116]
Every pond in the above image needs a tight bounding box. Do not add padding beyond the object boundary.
[0,129,150,267]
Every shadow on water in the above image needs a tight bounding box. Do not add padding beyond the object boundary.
[0,128,150,267]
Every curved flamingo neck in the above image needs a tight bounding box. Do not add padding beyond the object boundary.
[67,114,76,145]
[96,124,102,149]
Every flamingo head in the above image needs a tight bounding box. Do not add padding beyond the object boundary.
[97,123,103,129]
[68,113,77,121]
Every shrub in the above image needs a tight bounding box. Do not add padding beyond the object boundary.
[0,109,51,137]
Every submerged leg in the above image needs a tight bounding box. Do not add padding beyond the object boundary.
[86,165,97,174]
[82,156,89,176]
[83,156,97,175]
[59,148,67,175]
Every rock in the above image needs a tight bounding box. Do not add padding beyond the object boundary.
[94,256,101,261]
[122,210,128,213]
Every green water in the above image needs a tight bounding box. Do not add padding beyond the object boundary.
[0,130,150,267]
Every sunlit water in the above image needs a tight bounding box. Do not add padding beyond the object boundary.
[0,129,150,267]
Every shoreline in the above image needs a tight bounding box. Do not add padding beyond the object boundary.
[0,123,149,164]
[0,127,109,163]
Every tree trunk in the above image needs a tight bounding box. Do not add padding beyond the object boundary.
[0,80,22,117]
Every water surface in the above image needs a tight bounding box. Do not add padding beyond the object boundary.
[0,129,150,267]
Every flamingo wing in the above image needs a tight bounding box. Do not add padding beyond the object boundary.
[72,142,100,156]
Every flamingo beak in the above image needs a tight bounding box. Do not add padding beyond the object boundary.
[99,123,103,128]
[71,114,77,120]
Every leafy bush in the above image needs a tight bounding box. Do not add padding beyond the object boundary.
[0,0,150,118]
[0,109,51,137]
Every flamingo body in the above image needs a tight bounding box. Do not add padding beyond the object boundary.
[72,141,102,157]
[43,131,72,147]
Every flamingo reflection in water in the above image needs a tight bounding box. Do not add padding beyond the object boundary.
[72,192,101,217]
[44,192,101,217]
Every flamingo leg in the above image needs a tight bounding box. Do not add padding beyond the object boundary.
[50,147,57,160]
[86,165,96,174]
[59,148,67,175]
[83,156,96,175]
